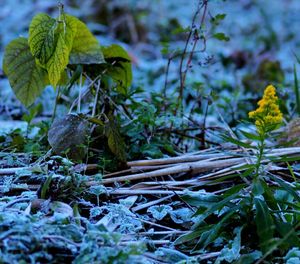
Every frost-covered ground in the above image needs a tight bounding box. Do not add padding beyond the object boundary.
[2,2,300,263]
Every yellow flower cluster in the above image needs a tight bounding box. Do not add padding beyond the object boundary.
[249,85,282,132]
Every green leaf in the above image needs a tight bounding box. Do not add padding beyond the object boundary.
[240,130,261,141]
[104,114,127,162]
[28,13,57,65]
[65,65,83,90]
[45,33,70,87]
[102,44,131,61]
[195,209,237,250]
[45,16,77,86]
[254,197,275,253]
[69,17,104,64]
[106,118,127,162]
[41,174,52,199]
[102,44,132,94]
[61,15,79,50]
[260,180,278,210]
[181,190,220,207]
[275,221,300,249]
[193,192,240,224]
[221,134,252,148]
[222,183,247,197]
[252,178,265,196]
[268,173,300,202]
[287,162,298,183]
[235,251,262,264]
[29,13,78,87]
[215,13,226,21]
[2,37,48,107]
[213,32,230,42]
[174,229,204,245]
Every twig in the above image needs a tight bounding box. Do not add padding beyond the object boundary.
[137,230,187,236]
[130,164,186,172]
[177,0,208,113]
[131,194,174,212]
[108,189,183,196]
[68,60,116,114]
[121,240,171,245]
[103,168,133,178]
[133,217,178,231]
[84,71,132,121]
[130,180,197,189]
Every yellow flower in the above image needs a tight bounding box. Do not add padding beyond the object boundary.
[249,85,282,132]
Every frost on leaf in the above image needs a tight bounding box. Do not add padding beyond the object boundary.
[147,205,172,220]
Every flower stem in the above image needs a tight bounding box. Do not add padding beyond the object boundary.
[254,134,265,179]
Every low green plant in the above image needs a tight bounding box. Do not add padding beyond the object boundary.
[248,84,283,180]
[2,4,133,163]
[175,85,300,262]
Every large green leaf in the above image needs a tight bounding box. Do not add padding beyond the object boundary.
[254,197,275,253]
[102,44,131,61]
[3,37,48,107]
[69,17,104,64]
[45,32,70,87]
[29,13,78,87]
[28,13,57,65]
[46,16,77,86]
[102,44,132,94]
[61,15,78,51]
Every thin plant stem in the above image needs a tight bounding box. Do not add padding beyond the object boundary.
[92,80,101,117]
[77,72,83,113]
[177,0,208,115]
[254,135,265,179]
[51,85,61,123]
[294,64,300,115]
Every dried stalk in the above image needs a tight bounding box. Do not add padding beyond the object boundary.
[108,189,183,196]
[97,157,247,184]
[127,152,229,167]
[132,194,174,212]
[0,167,31,175]
[134,217,178,231]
